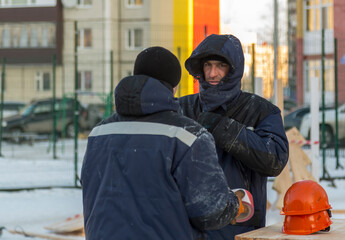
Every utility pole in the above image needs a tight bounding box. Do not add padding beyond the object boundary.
[273,0,284,112]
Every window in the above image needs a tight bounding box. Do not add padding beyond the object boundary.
[1,28,11,48]
[55,101,73,112]
[77,0,92,6]
[12,0,28,4]
[0,22,55,49]
[30,27,38,47]
[304,0,333,32]
[306,2,315,31]
[41,24,56,47]
[35,72,51,91]
[33,103,52,115]
[126,0,142,8]
[78,71,92,91]
[78,28,92,48]
[126,28,143,50]
[304,59,334,104]
[0,0,56,8]
[19,27,28,47]
[41,27,48,47]
[12,27,19,47]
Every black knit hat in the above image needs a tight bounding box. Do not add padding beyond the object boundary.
[201,55,228,65]
[134,46,181,89]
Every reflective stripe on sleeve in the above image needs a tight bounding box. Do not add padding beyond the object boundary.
[89,122,197,147]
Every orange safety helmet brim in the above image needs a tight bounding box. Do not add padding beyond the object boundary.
[281,180,331,215]
[282,210,332,235]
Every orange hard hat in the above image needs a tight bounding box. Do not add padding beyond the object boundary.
[281,180,331,215]
[282,210,332,235]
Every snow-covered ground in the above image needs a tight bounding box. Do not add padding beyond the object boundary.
[0,139,344,239]
[0,139,85,240]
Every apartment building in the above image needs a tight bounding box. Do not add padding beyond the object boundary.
[0,0,219,104]
[63,0,220,100]
[241,43,288,101]
[295,0,345,106]
[0,0,63,102]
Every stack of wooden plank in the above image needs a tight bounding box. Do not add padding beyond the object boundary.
[272,127,315,210]
[9,214,84,240]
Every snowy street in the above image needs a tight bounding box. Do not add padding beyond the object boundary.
[0,139,345,239]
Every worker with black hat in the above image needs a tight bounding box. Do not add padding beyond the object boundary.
[81,46,243,239]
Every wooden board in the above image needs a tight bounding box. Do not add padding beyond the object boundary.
[332,209,345,214]
[272,164,292,210]
[288,144,315,182]
[272,127,315,210]
[8,229,84,240]
[285,127,306,146]
[235,219,345,240]
[44,214,84,235]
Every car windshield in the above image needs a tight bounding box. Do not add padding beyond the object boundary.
[20,104,35,116]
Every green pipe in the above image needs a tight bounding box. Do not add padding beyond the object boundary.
[110,50,114,116]
[321,29,326,179]
[334,38,341,169]
[74,21,79,187]
[52,54,57,159]
[0,58,6,157]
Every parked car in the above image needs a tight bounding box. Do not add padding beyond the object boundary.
[0,101,26,118]
[299,103,345,147]
[85,103,106,124]
[269,97,297,116]
[284,106,311,131]
[2,98,96,138]
[283,98,297,116]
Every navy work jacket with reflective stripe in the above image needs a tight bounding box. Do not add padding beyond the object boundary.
[81,75,239,240]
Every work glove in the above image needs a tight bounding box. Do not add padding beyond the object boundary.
[230,189,254,225]
[197,112,223,133]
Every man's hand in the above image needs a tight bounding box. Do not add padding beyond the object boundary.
[230,189,254,225]
[235,190,246,218]
[197,112,222,133]
[230,190,245,225]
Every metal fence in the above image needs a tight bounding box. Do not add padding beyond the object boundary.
[1,20,345,189]
[0,94,110,190]
[0,138,86,191]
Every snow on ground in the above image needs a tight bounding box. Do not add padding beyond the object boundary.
[0,139,344,239]
[0,188,83,240]
[0,139,85,240]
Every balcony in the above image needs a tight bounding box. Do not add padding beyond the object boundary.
[303,29,334,56]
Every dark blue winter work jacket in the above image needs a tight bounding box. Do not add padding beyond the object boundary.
[179,34,289,239]
[81,75,240,240]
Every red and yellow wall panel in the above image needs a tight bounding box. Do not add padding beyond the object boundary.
[173,0,220,96]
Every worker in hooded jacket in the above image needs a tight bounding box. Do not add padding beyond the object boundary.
[178,34,289,239]
[81,46,245,240]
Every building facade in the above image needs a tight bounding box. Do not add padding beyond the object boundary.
[0,0,63,102]
[0,0,219,105]
[295,0,345,106]
[241,43,288,101]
